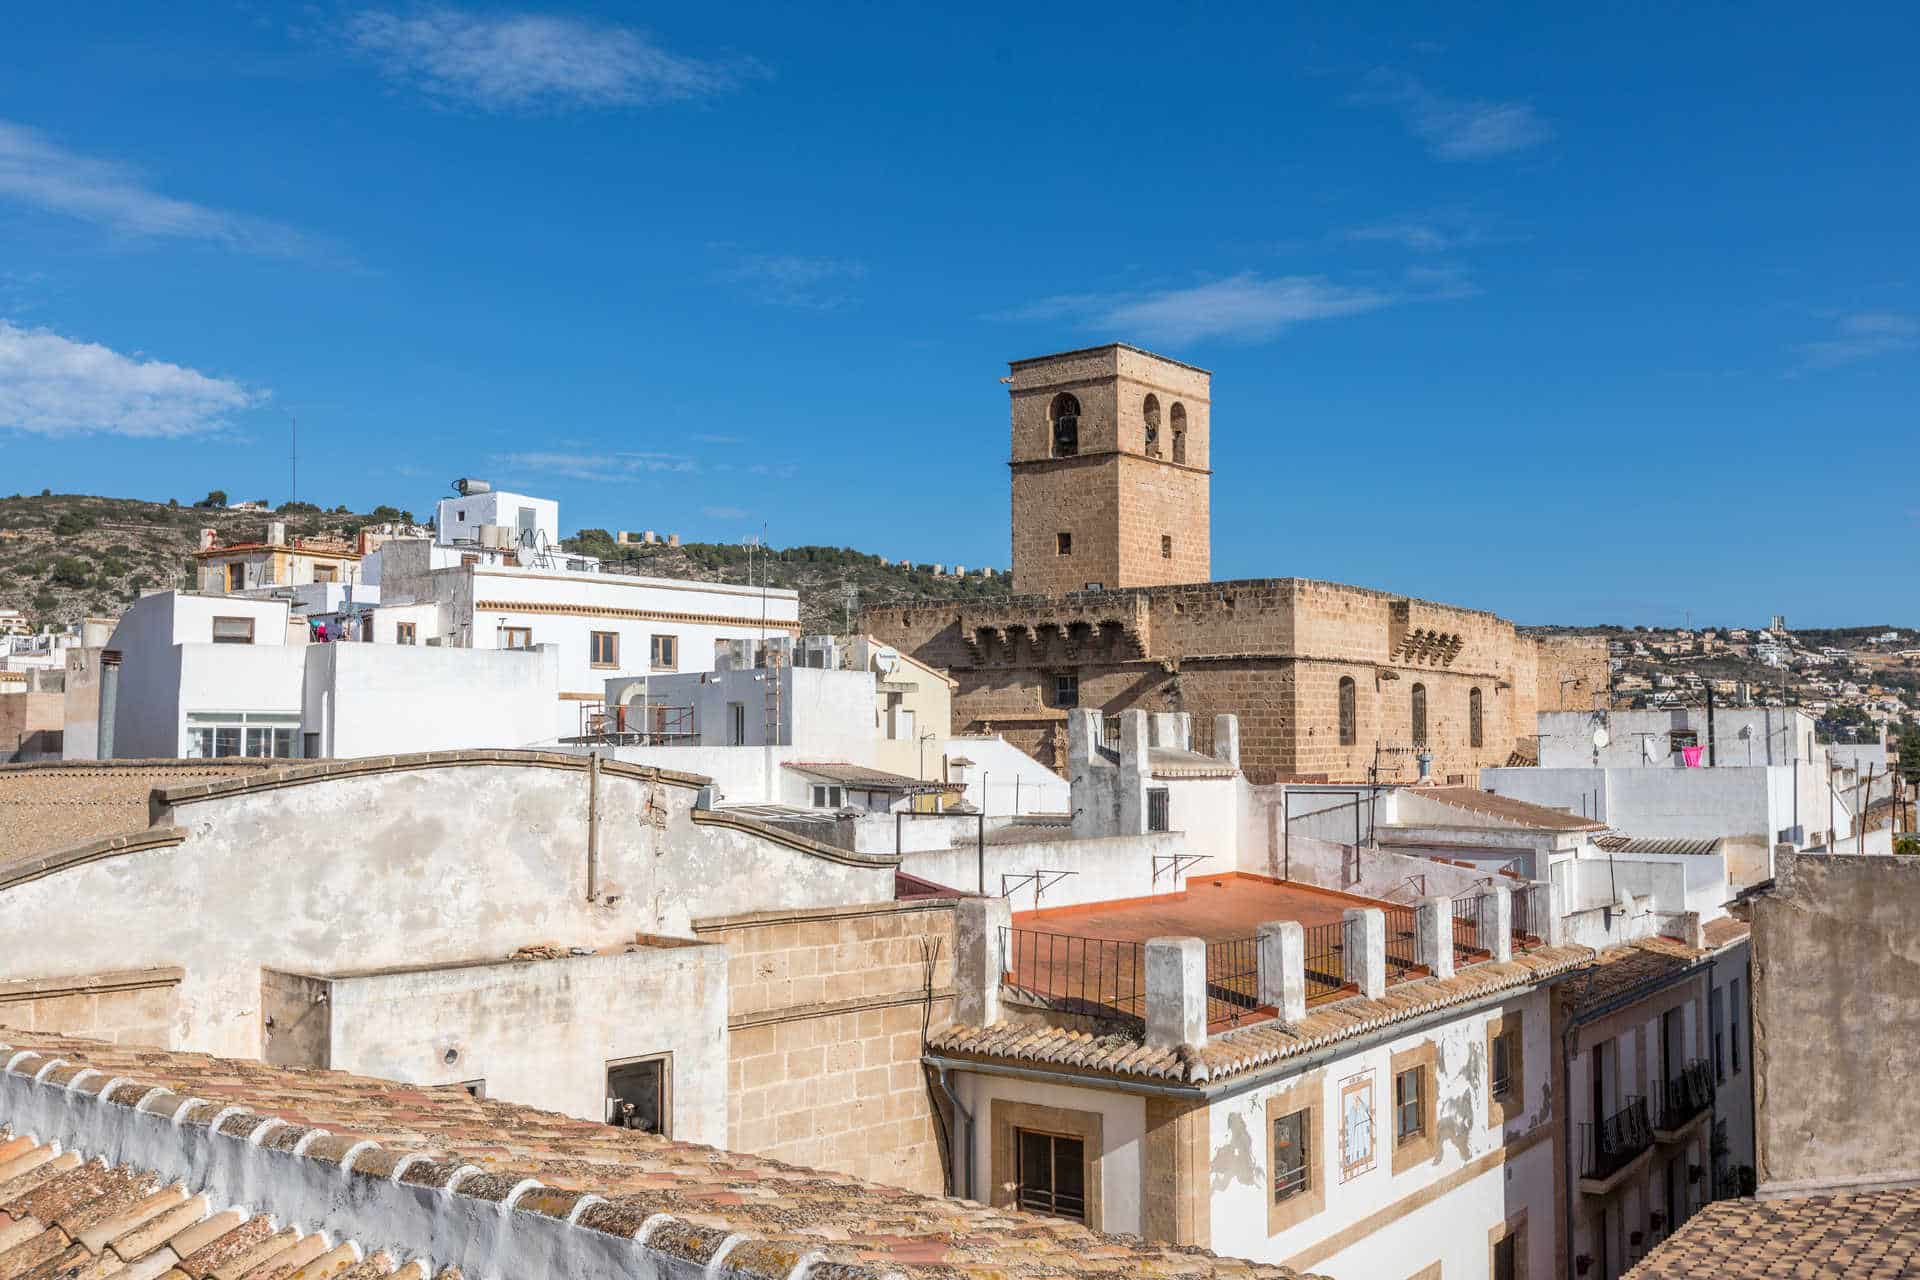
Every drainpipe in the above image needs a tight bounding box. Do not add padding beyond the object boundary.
[586,751,601,902]
[932,1064,975,1200]
[97,650,121,759]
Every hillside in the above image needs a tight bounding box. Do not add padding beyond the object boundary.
[0,492,1008,633]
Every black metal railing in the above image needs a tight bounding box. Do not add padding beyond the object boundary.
[1581,1096,1653,1181]
[1000,927,1145,1021]
[1205,936,1262,1027]
[1383,905,1420,979]
[1302,920,1348,1005]
[1451,893,1486,959]
[1658,1060,1715,1132]
[1510,883,1541,952]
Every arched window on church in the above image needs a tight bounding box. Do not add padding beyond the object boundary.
[1338,677,1357,746]
[1170,402,1187,463]
[1050,393,1080,457]
[1142,394,1161,452]
[1411,683,1428,746]
[1469,687,1484,749]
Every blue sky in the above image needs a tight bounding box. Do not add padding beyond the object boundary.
[1,3,1915,627]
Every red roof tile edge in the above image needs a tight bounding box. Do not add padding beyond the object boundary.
[0,1038,843,1280]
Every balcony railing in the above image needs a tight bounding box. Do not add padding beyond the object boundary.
[1000,927,1145,1022]
[1510,883,1543,952]
[1383,905,1420,980]
[1451,893,1487,960]
[1658,1060,1715,1133]
[1302,920,1348,1005]
[1581,1096,1653,1182]
[1204,936,1264,1028]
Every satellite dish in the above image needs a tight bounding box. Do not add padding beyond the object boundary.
[874,646,901,676]
[1739,724,1754,740]
[513,543,534,567]
[1592,727,1612,750]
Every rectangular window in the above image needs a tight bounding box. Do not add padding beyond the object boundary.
[1147,786,1170,832]
[225,562,244,592]
[211,616,255,645]
[651,634,678,670]
[1051,674,1079,708]
[1670,729,1699,753]
[811,784,845,808]
[728,702,746,745]
[396,622,417,646]
[1711,986,1726,1083]
[1491,1029,1515,1101]
[1272,1108,1310,1202]
[303,732,320,759]
[1394,1067,1426,1143]
[590,630,618,667]
[1493,1232,1517,1280]
[605,1054,670,1136]
[499,626,533,650]
[1056,532,1072,556]
[1729,977,1743,1073]
[1161,534,1172,559]
[1015,1130,1086,1222]
[314,564,337,583]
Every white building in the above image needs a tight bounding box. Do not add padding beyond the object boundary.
[96,591,559,759]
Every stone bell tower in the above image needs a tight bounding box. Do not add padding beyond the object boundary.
[1007,343,1211,596]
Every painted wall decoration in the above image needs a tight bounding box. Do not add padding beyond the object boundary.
[1338,1068,1377,1182]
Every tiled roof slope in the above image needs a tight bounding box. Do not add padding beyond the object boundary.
[0,760,269,865]
[0,1132,423,1280]
[1593,835,1722,857]
[931,946,1594,1085]
[1625,1188,1920,1278]
[1419,787,1607,832]
[0,1030,1317,1280]
[1563,928,1748,1017]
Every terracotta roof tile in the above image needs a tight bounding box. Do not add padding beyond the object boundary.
[0,761,268,866]
[0,1030,1321,1279]
[1421,786,1609,832]
[931,946,1595,1084]
[1593,835,1723,857]
[1627,1188,1920,1277]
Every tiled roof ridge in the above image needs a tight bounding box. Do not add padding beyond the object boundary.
[687,808,901,869]
[151,750,714,812]
[0,1030,1314,1280]
[0,1038,875,1280]
[1420,787,1608,831]
[931,945,1596,1084]
[0,758,278,778]
[0,826,189,892]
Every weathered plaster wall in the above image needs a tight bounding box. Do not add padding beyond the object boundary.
[0,969,181,1047]
[1206,988,1557,1275]
[264,944,728,1142]
[0,759,895,1065]
[1752,854,1920,1192]
[902,830,1191,909]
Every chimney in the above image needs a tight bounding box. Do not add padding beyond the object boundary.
[1416,750,1434,780]
[268,520,287,546]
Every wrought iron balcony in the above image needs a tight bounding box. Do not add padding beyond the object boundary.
[1657,1059,1715,1135]
[1581,1096,1653,1183]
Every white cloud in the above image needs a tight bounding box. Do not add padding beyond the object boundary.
[721,254,865,309]
[0,320,260,437]
[347,8,749,112]
[703,505,750,519]
[1345,221,1454,252]
[1011,275,1391,344]
[0,120,316,255]
[1352,70,1552,161]
[1795,312,1919,370]
[492,450,698,481]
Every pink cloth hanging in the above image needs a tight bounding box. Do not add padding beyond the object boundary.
[1681,745,1704,768]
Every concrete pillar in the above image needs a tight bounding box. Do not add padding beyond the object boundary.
[1120,709,1150,770]
[1066,707,1101,772]
[1145,936,1208,1050]
[1487,886,1514,963]
[1119,710,1151,835]
[954,896,1013,1027]
[1342,908,1387,1000]
[1415,897,1455,980]
[1257,921,1306,1022]
[1212,714,1240,768]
